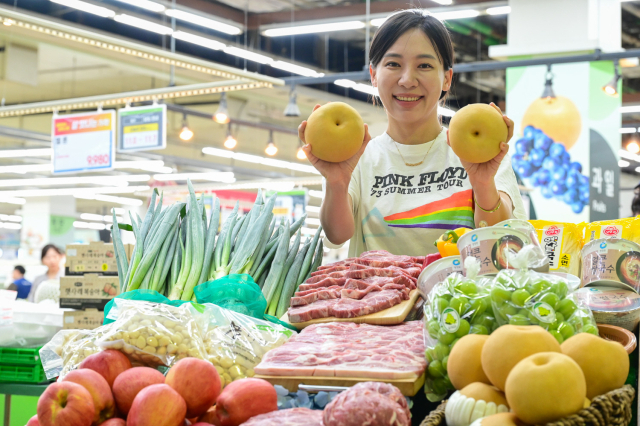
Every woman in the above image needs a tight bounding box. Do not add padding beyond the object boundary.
[300,10,526,257]
[28,244,64,302]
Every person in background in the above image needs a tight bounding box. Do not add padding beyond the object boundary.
[632,182,640,217]
[28,244,64,302]
[11,265,31,299]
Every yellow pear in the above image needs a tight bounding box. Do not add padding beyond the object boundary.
[447,334,492,390]
[561,333,629,399]
[506,352,586,425]
[521,96,581,150]
[448,103,508,164]
[304,102,364,162]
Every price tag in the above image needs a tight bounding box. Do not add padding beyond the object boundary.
[75,264,85,272]
[52,111,116,174]
[118,104,166,152]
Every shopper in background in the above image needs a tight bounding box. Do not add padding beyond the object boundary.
[28,244,64,302]
[11,265,31,299]
[632,182,640,217]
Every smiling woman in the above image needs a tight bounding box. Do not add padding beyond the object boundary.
[299,9,526,257]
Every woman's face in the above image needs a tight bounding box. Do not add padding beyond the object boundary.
[42,248,62,270]
[371,28,452,126]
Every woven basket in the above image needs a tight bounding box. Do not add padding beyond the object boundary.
[420,385,635,426]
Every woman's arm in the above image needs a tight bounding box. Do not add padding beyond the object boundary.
[473,185,514,226]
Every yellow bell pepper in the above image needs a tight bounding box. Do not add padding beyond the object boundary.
[434,228,471,257]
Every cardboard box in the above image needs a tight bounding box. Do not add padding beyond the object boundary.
[63,309,104,330]
[60,274,120,310]
[65,241,133,275]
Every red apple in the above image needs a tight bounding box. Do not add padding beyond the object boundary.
[127,384,186,426]
[26,415,40,426]
[37,382,95,426]
[112,367,165,416]
[79,350,132,388]
[100,419,125,426]
[165,358,221,418]
[191,423,213,426]
[62,369,115,424]
[215,379,277,426]
[198,406,221,426]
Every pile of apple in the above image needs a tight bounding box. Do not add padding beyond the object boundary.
[28,349,278,426]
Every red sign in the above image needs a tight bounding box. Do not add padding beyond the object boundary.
[545,226,561,236]
[602,226,620,237]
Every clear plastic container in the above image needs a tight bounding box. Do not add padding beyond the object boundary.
[581,238,640,292]
[417,256,463,299]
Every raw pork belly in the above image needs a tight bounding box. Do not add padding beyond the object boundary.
[254,321,426,380]
[240,408,323,426]
[290,287,342,307]
[323,382,411,426]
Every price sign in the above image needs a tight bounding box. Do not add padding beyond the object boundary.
[118,104,166,152]
[52,110,116,174]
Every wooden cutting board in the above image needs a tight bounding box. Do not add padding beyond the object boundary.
[280,289,420,330]
[255,372,425,397]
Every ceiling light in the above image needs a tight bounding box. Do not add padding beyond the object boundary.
[165,9,242,35]
[232,181,296,192]
[223,47,274,64]
[438,106,456,117]
[265,131,278,156]
[263,21,365,37]
[0,198,26,205]
[308,190,323,198]
[172,31,226,50]
[103,215,125,222]
[297,147,307,160]
[0,161,168,174]
[619,160,631,168]
[620,149,640,162]
[433,10,481,20]
[431,0,453,4]
[370,18,387,27]
[0,175,149,188]
[305,205,320,213]
[0,148,51,158]
[223,125,237,149]
[153,172,235,183]
[50,0,116,18]
[620,58,640,68]
[284,86,301,117]
[0,222,22,230]
[486,6,511,15]
[215,93,230,124]
[627,141,640,154]
[179,114,194,141]
[621,105,640,114]
[271,61,324,78]
[80,213,106,221]
[621,127,638,134]
[0,215,22,222]
[84,194,143,206]
[602,60,621,97]
[113,207,126,214]
[2,185,150,198]
[74,221,106,230]
[306,217,321,226]
[540,64,556,99]
[114,14,173,35]
[202,147,319,174]
[113,0,165,12]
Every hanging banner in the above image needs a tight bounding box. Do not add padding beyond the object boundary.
[52,110,116,174]
[117,104,167,152]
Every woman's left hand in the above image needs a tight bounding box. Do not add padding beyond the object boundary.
[447,102,514,187]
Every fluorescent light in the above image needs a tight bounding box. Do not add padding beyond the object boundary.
[431,0,453,4]
[0,175,150,188]
[619,160,631,167]
[621,127,637,134]
[91,194,143,206]
[103,215,125,223]
[306,217,321,226]
[202,147,320,174]
[0,161,169,174]
[621,105,640,114]
[0,148,51,158]
[153,172,236,183]
[223,47,273,64]
[114,14,173,35]
[620,58,640,68]
[439,106,456,117]
[0,198,26,205]
[113,0,165,12]
[306,205,320,213]
[231,181,296,192]
[173,31,226,50]
[619,149,640,162]
[308,190,323,198]
[165,9,242,35]
[263,21,365,37]
[0,222,22,230]
[486,6,511,15]
[370,18,387,27]
[80,213,124,222]
[50,0,116,18]
[433,10,481,20]
[0,185,149,198]
[301,227,323,236]
[73,221,106,230]
[270,61,324,77]
[0,215,22,222]
[113,208,126,214]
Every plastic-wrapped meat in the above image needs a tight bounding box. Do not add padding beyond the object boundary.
[240,408,323,426]
[323,382,410,426]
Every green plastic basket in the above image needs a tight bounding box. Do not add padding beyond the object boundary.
[0,364,46,383]
[0,347,42,366]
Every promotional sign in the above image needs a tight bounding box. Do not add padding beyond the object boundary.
[52,110,115,174]
[117,104,167,152]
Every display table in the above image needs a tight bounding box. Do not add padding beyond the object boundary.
[0,383,48,426]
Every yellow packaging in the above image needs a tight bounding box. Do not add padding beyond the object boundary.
[583,217,640,245]
[528,220,581,276]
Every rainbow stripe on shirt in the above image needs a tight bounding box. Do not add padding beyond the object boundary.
[383,189,475,230]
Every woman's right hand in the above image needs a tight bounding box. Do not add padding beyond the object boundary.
[299,104,371,186]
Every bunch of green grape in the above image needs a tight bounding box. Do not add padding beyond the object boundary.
[489,271,599,344]
[423,274,496,402]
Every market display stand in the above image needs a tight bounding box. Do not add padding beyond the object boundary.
[0,383,47,426]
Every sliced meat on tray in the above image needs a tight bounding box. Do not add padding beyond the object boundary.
[332,289,404,318]
[290,287,342,307]
[340,279,382,299]
[310,265,350,276]
[255,321,426,380]
[288,299,340,323]
[240,408,323,426]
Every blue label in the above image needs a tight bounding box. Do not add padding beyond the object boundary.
[471,234,478,242]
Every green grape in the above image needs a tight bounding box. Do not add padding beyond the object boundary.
[427,320,441,339]
[443,375,454,390]
[551,281,569,298]
[450,296,471,315]
[491,287,511,305]
[450,338,460,349]
[428,360,446,378]
[435,297,449,315]
[456,281,479,296]
[525,281,543,296]
[431,378,449,395]
[434,342,450,360]
[425,348,436,363]
[442,355,449,371]
[469,298,488,319]
[557,299,578,318]
[526,310,540,325]
[555,312,565,323]
[539,280,553,290]
[583,324,599,335]
[496,304,518,322]
[470,324,489,335]
[471,313,494,329]
[455,319,471,338]
[441,294,453,302]
[517,309,530,317]
[438,329,456,345]
[581,316,592,325]
[558,322,576,340]
[509,314,531,326]
[568,315,582,329]
[491,323,500,333]
[511,289,531,307]
[539,292,560,309]
[549,330,564,344]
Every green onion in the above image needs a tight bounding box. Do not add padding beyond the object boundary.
[297,226,323,284]
[179,180,206,301]
[198,197,220,286]
[266,229,301,316]
[262,221,290,305]
[275,240,311,318]
[304,240,324,283]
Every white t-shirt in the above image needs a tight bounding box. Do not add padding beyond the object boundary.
[329,128,526,258]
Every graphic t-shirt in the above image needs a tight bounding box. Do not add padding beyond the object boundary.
[334,128,526,258]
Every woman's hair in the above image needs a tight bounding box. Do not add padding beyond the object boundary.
[41,243,63,260]
[369,9,454,99]
[633,186,640,216]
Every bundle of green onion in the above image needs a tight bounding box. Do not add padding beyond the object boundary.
[111,180,324,310]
